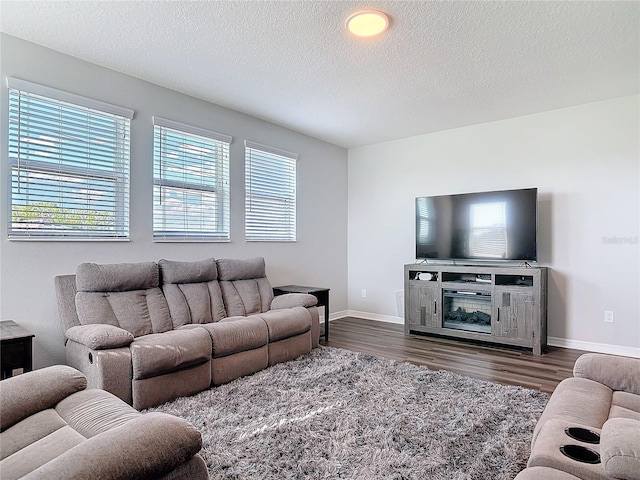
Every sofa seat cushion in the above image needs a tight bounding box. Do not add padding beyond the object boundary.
[532,377,612,446]
[0,419,86,479]
[1,389,140,469]
[612,391,640,413]
[0,409,67,460]
[183,316,268,358]
[130,329,211,380]
[256,307,312,342]
[55,389,140,438]
[601,418,640,480]
[609,391,640,421]
[24,413,203,480]
[609,405,640,421]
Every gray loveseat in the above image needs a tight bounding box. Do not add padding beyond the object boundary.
[0,365,208,479]
[55,257,320,410]
[516,353,640,480]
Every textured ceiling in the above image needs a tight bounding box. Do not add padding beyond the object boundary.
[1,1,638,148]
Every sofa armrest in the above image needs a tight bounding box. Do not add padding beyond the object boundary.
[23,412,203,480]
[271,293,317,310]
[573,353,640,395]
[55,274,81,333]
[0,366,87,431]
[601,418,640,480]
[65,324,134,350]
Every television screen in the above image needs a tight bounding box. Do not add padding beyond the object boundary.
[415,188,537,263]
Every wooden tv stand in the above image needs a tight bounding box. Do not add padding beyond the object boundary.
[404,264,547,355]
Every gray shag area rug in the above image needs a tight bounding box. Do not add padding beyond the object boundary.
[147,347,547,479]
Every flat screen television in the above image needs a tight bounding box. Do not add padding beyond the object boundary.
[415,187,537,263]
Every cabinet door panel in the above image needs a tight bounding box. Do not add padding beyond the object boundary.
[408,284,440,328]
[494,291,533,340]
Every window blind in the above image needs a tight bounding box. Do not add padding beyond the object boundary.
[244,140,297,242]
[153,117,231,241]
[7,78,133,240]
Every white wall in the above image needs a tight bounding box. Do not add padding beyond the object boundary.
[0,34,348,368]
[348,95,640,355]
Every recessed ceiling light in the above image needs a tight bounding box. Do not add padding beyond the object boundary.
[346,10,389,37]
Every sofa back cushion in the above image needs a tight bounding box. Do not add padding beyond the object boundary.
[75,262,172,337]
[216,257,273,316]
[0,365,87,432]
[159,258,227,328]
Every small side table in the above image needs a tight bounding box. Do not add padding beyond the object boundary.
[273,285,330,341]
[1,320,35,379]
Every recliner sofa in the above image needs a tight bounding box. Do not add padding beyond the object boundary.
[0,365,208,479]
[516,353,640,480]
[55,257,319,410]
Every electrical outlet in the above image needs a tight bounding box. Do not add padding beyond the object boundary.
[604,311,614,323]
[361,289,367,298]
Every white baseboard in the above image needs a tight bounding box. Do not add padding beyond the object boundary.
[548,337,640,358]
[332,311,639,358]
[327,310,349,322]
[342,310,404,325]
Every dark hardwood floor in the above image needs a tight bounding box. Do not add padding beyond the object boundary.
[321,317,588,394]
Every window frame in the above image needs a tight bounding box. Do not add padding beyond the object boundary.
[7,77,133,241]
[244,140,297,242]
[152,116,232,242]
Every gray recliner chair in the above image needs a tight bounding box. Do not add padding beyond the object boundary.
[0,365,208,479]
[516,353,640,480]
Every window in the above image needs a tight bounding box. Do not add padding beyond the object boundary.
[153,117,231,241]
[244,141,297,242]
[7,78,133,240]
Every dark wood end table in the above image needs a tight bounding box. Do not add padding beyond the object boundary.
[1,320,35,379]
[273,285,330,341]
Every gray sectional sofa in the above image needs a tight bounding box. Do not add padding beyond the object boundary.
[0,365,208,479]
[516,353,640,480]
[55,257,320,410]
